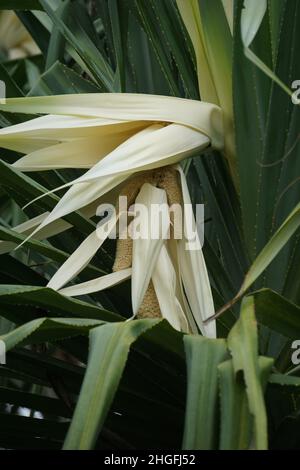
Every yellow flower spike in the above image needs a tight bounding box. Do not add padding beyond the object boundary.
[137,281,161,321]
[112,234,133,273]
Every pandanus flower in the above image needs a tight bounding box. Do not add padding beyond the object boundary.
[0,11,40,60]
[0,93,223,337]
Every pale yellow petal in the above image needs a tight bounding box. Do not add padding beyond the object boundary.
[0,114,147,148]
[0,181,126,255]
[152,244,189,333]
[13,129,137,171]
[177,166,216,338]
[0,93,223,148]
[131,183,170,315]
[59,269,131,297]
[72,123,210,185]
[48,214,118,291]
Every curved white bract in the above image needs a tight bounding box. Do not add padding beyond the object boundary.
[0,93,220,336]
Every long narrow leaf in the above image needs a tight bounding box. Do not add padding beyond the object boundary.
[63,319,161,449]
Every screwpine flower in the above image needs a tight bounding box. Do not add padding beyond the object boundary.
[0,93,223,337]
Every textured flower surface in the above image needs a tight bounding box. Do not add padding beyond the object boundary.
[0,93,223,336]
